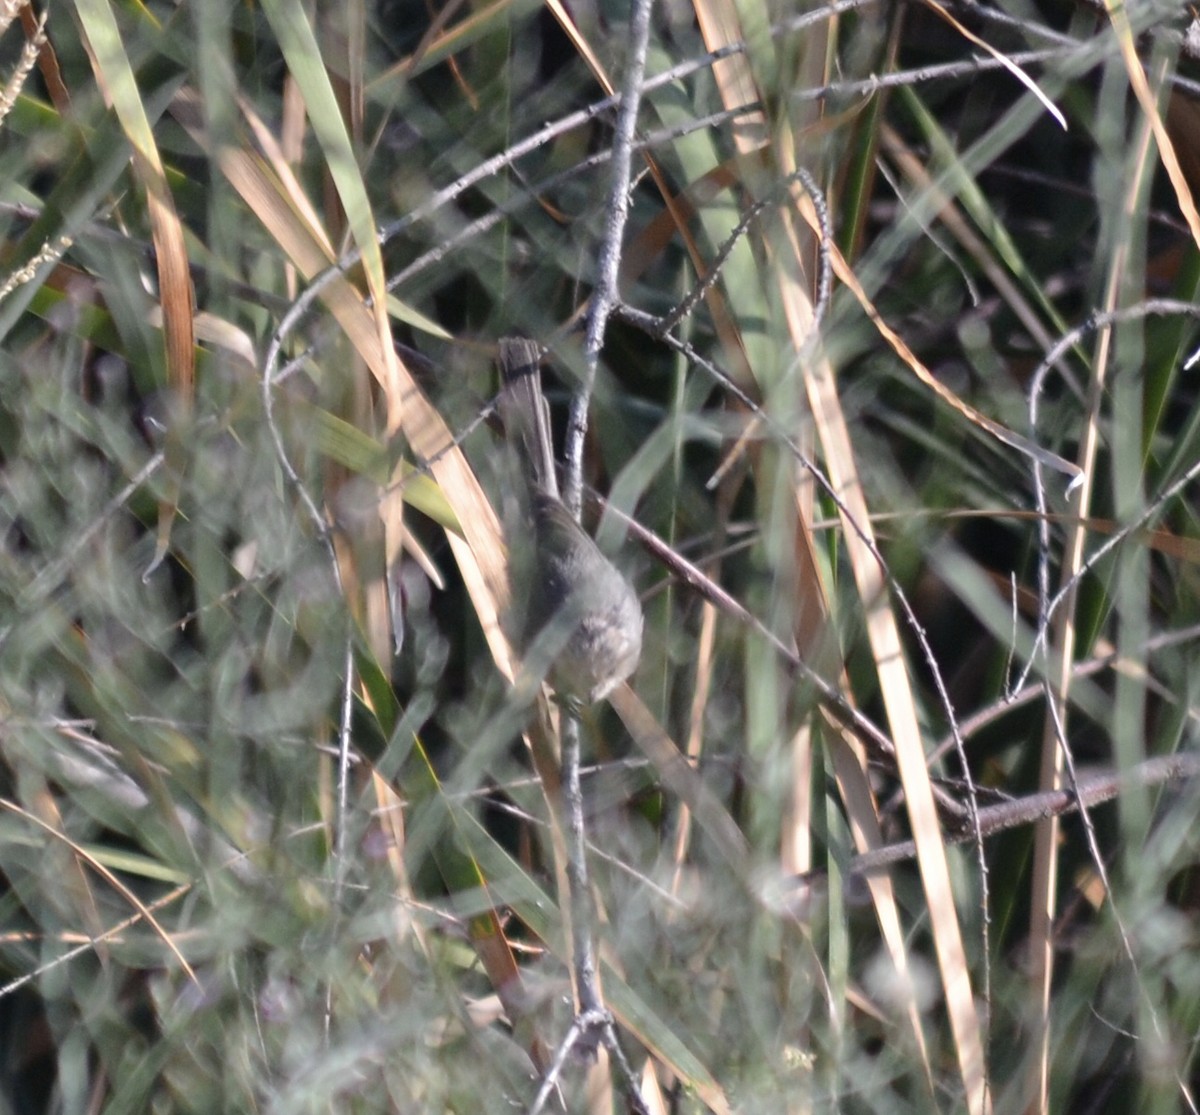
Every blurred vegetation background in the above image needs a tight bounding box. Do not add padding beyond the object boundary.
[4,0,1200,1110]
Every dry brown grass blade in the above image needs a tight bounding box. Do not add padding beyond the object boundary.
[0,885,193,1003]
[783,720,814,878]
[0,796,199,985]
[705,0,947,1069]
[683,0,942,1085]
[172,92,514,678]
[239,94,337,258]
[672,471,741,891]
[1026,463,1092,1112]
[798,340,987,1114]
[245,69,411,631]
[690,0,764,156]
[471,904,552,1074]
[638,1060,671,1114]
[773,478,831,900]
[27,784,109,965]
[1024,70,1160,1112]
[799,194,1079,482]
[230,102,405,655]
[387,0,470,84]
[370,0,508,88]
[369,771,428,952]
[76,0,196,578]
[141,164,195,402]
[681,14,834,1014]
[1104,0,1200,252]
[542,0,612,97]
[823,719,935,1092]
[582,1047,615,1114]
[143,162,197,573]
[918,0,1064,128]
[76,17,196,402]
[620,158,730,285]
[774,219,987,1110]
[20,2,69,113]
[670,599,718,891]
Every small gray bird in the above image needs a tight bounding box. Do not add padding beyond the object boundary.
[497,337,643,703]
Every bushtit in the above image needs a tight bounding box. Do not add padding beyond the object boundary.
[497,337,643,703]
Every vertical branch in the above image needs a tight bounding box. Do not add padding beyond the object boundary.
[545,2,654,1110]
[561,0,655,517]
[560,716,599,1011]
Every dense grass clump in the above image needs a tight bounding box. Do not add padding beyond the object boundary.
[3,0,1200,1110]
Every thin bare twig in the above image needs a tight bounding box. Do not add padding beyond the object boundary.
[846,751,1200,877]
[20,449,166,607]
[925,622,1200,771]
[526,1009,649,1115]
[260,290,358,1041]
[1021,299,1200,696]
[533,1,655,1108]
[598,494,898,765]
[614,307,984,806]
[563,0,655,515]
[1027,298,1200,1115]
